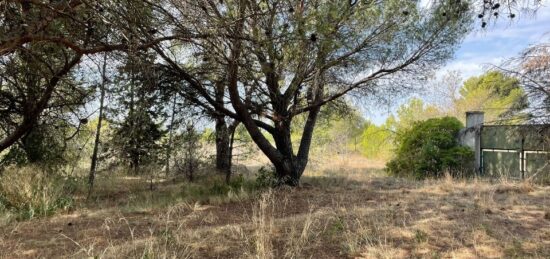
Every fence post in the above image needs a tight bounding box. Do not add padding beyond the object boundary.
[520,137,525,179]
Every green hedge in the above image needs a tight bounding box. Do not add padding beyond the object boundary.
[386,117,474,179]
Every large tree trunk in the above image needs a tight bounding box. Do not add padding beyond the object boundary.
[215,115,231,172]
[270,108,319,186]
[271,119,299,186]
[223,2,316,186]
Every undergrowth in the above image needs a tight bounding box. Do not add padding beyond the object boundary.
[0,166,77,220]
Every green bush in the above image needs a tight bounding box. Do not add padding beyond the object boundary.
[386,117,474,179]
[255,166,278,188]
[203,175,254,195]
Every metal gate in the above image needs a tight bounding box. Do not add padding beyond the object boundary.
[481,125,550,181]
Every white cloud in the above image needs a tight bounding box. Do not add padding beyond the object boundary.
[437,55,505,80]
[437,4,550,82]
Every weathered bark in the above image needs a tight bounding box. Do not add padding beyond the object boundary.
[215,118,239,184]
[215,116,231,172]
[88,54,107,198]
[296,106,321,173]
[213,78,232,174]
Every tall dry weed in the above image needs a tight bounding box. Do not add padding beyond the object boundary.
[252,189,275,259]
[0,166,73,219]
[284,208,316,258]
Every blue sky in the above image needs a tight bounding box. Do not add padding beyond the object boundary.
[366,3,550,125]
[444,4,550,79]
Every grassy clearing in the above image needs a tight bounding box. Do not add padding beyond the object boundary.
[1,156,549,258]
[0,165,263,227]
[83,172,260,213]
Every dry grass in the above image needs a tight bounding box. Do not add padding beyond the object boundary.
[1,156,549,258]
[0,166,75,221]
[252,190,275,258]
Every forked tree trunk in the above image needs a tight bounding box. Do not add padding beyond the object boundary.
[270,108,319,186]
[223,4,319,186]
[215,116,240,184]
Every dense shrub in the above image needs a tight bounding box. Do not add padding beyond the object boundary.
[386,117,474,179]
[255,166,279,188]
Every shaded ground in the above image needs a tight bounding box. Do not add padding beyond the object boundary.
[1,156,549,258]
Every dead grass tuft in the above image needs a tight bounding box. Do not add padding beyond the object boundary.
[252,190,275,259]
[495,181,535,194]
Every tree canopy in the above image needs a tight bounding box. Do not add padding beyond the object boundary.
[455,71,528,123]
[144,0,473,184]
[1,0,521,186]
[358,70,529,161]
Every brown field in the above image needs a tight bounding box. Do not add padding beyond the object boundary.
[1,155,549,259]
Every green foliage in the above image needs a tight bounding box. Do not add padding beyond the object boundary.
[292,103,366,155]
[358,123,393,160]
[21,124,67,165]
[455,71,528,123]
[173,124,203,180]
[255,166,278,188]
[109,50,172,172]
[0,145,28,167]
[386,117,474,178]
[112,111,164,171]
[359,98,440,160]
[362,70,529,161]
[1,119,90,170]
[390,99,442,133]
[200,128,215,142]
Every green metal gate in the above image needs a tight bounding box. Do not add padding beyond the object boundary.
[481,125,549,181]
